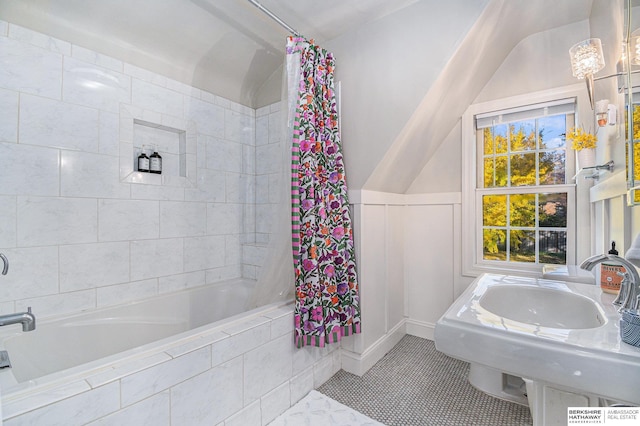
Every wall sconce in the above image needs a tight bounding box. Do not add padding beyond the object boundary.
[595,99,617,127]
[569,38,606,109]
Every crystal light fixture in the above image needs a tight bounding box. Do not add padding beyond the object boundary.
[569,38,605,78]
[569,38,605,109]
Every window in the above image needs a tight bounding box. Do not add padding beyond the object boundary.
[462,89,583,276]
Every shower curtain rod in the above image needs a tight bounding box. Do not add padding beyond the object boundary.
[247,0,302,37]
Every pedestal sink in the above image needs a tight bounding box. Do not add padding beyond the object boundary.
[478,285,605,329]
[434,273,640,422]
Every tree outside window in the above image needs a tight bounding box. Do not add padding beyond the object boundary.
[480,114,569,264]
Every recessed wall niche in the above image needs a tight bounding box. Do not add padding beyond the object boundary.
[119,104,197,187]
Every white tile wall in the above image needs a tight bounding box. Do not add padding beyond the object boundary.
[130,238,184,281]
[98,199,160,241]
[59,242,130,291]
[63,56,131,113]
[0,196,16,247]
[17,197,98,247]
[131,79,183,118]
[261,382,291,425]
[0,21,280,318]
[7,382,119,425]
[0,246,58,303]
[225,400,261,426]
[159,201,207,238]
[86,392,170,426]
[0,20,320,426]
[121,347,211,406]
[0,36,63,99]
[243,334,293,404]
[60,151,131,199]
[170,357,244,425]
[183,236,226,272]
[0,143,60,196]
[0,88,18,142]
[20,94,100,151]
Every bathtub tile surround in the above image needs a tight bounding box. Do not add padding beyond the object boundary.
[2,305,341,426]
[0,20,284,318]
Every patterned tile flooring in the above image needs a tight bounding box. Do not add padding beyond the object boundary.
[317,335,533,426]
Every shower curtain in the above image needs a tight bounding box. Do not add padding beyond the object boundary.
[287,37,361,348]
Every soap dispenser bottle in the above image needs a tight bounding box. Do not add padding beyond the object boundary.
[150,146,162,174]
[600,241,625,294]
[137,145,150,173]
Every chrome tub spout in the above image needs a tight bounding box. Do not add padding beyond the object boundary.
[0,307,36,332]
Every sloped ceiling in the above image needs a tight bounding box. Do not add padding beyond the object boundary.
[361,0,595,192]
[0,0,418,108]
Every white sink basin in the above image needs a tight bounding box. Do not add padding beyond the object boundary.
[479,285,605,329]
[435,273,640,406]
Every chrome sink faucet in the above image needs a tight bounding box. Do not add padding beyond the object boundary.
[580,254,640,311]
[0,307,36,332]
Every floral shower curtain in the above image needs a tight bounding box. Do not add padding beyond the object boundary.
[287,37,361,348]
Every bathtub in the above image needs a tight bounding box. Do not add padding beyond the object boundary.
[0,279,330,425]
[0,279,255,385]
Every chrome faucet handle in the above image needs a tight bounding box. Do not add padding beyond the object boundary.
[0,253,7,275]
[613,271,632,307]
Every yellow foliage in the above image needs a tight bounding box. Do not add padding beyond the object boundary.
[566,127,597,151]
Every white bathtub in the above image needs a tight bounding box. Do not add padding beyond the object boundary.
[0,279,318,425]
[0,279,254,385]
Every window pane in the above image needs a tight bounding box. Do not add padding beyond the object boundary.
[494,125,508,154]
[484,156,508,188]
[510,153,536,186]
[483,195,507,226]
[510,194,536,227]
[539,193,567,227]
[539,230,566,264]
[483,157,494,187]
[510,121,535,152]
[510,230,535,262]
[483,229,506,260]
[483,128,493,155]
[484,125,508,155]
[538,115,566,149]
[539,151,566,185]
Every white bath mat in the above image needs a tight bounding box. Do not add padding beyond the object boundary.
[268,390,385,426]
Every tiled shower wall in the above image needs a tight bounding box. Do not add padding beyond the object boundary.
[0,21,281,319]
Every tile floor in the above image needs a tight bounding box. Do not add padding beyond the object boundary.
[314,335,533,426]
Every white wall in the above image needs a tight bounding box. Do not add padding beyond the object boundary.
[342,191,462,374]
[0,21,280,319]
[325,0,592,193]
[407,121,462,194]
[324,0,489,191]
[474,20,589,103]
[341,195,406,375]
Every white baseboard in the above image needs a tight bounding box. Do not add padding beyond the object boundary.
[405,319,435,340]
[341,320,406,376]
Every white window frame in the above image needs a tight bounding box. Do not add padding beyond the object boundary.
[462,85,591,278]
